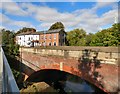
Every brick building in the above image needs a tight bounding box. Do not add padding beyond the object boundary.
[39,29,66,46]
[16,28,66,47]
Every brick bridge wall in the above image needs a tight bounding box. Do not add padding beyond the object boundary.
[20,46,119,65]
[20,47,119,93]
[21,52,109,93]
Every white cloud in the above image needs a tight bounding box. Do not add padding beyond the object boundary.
[93,2,117,11]
[2,2,28,16]
[1,1,118,33]
[19,2,118,33]
[0,13,34,29]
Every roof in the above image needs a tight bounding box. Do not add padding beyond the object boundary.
[38,28,63,34]
[47,28,63,33]
[16,28,65,36]
[16,32,42,36]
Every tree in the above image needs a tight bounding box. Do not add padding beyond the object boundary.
[85,33,94,46]
[49,22,64,30]
[16,27,36,35]
[2,29,11,46]
[2,29,20,56]
[66,29,86,46]
[90,23,120,46]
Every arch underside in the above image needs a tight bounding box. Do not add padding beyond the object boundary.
[26,69,107,93]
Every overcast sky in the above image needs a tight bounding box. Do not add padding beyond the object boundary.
[0,0,119,33]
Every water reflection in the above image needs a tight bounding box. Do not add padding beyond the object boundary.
[26,69,106,94]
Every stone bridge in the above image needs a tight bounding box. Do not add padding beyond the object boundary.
[20,47,119,94]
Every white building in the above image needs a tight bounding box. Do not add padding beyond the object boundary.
[16,32,40,47]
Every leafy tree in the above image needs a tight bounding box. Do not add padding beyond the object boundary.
[2,29,11,46]
[16,27,36,35]
[2,29,20,56]
[108,23,120,45]
[90,23,120,46]
[85,33,94,46]
[66,29,86,46]
[49,22,64,30]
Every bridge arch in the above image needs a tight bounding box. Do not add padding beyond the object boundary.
[21,58,108,93]
[25,69,107,93]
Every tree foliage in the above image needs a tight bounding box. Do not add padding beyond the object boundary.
[16,27,36,35]
[66,29,86,46]
[90,23,119,46]
[49,22,64,30]
[2,29,20,56]
[66,23,120,46]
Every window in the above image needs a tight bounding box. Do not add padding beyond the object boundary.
[28,37,30,40]
[49,43,51,46]
[44,35,46,39]
[54,34,56,39]
[54,42,56,46]
[45,35,47,39]
[63,39,64,43]
[41,36,43,39]
[49,35,51,39]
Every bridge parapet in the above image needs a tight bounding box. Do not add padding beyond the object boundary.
[20,46,119,65]
[0,47,19,93]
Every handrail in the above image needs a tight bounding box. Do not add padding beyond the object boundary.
[1,47,19,93]
[0,47,3,94]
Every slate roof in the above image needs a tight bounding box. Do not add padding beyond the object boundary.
[17,28,64,36]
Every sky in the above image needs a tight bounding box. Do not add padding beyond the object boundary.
[0,0,119,33]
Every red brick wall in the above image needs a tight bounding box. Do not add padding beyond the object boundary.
[39,33,59,46]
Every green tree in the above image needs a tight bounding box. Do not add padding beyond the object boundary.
[108,23,120,45]
[90,23,120,46]
[49,22,64,30]
[66,29,86,46]
[2,29,20,56]
[16,27,36,35]
[2,29,11,46]
[85,33,94,46]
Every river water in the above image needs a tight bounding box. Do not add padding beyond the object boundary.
[27,69,106,94]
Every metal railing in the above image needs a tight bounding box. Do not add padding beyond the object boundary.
[0,47,19,93]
